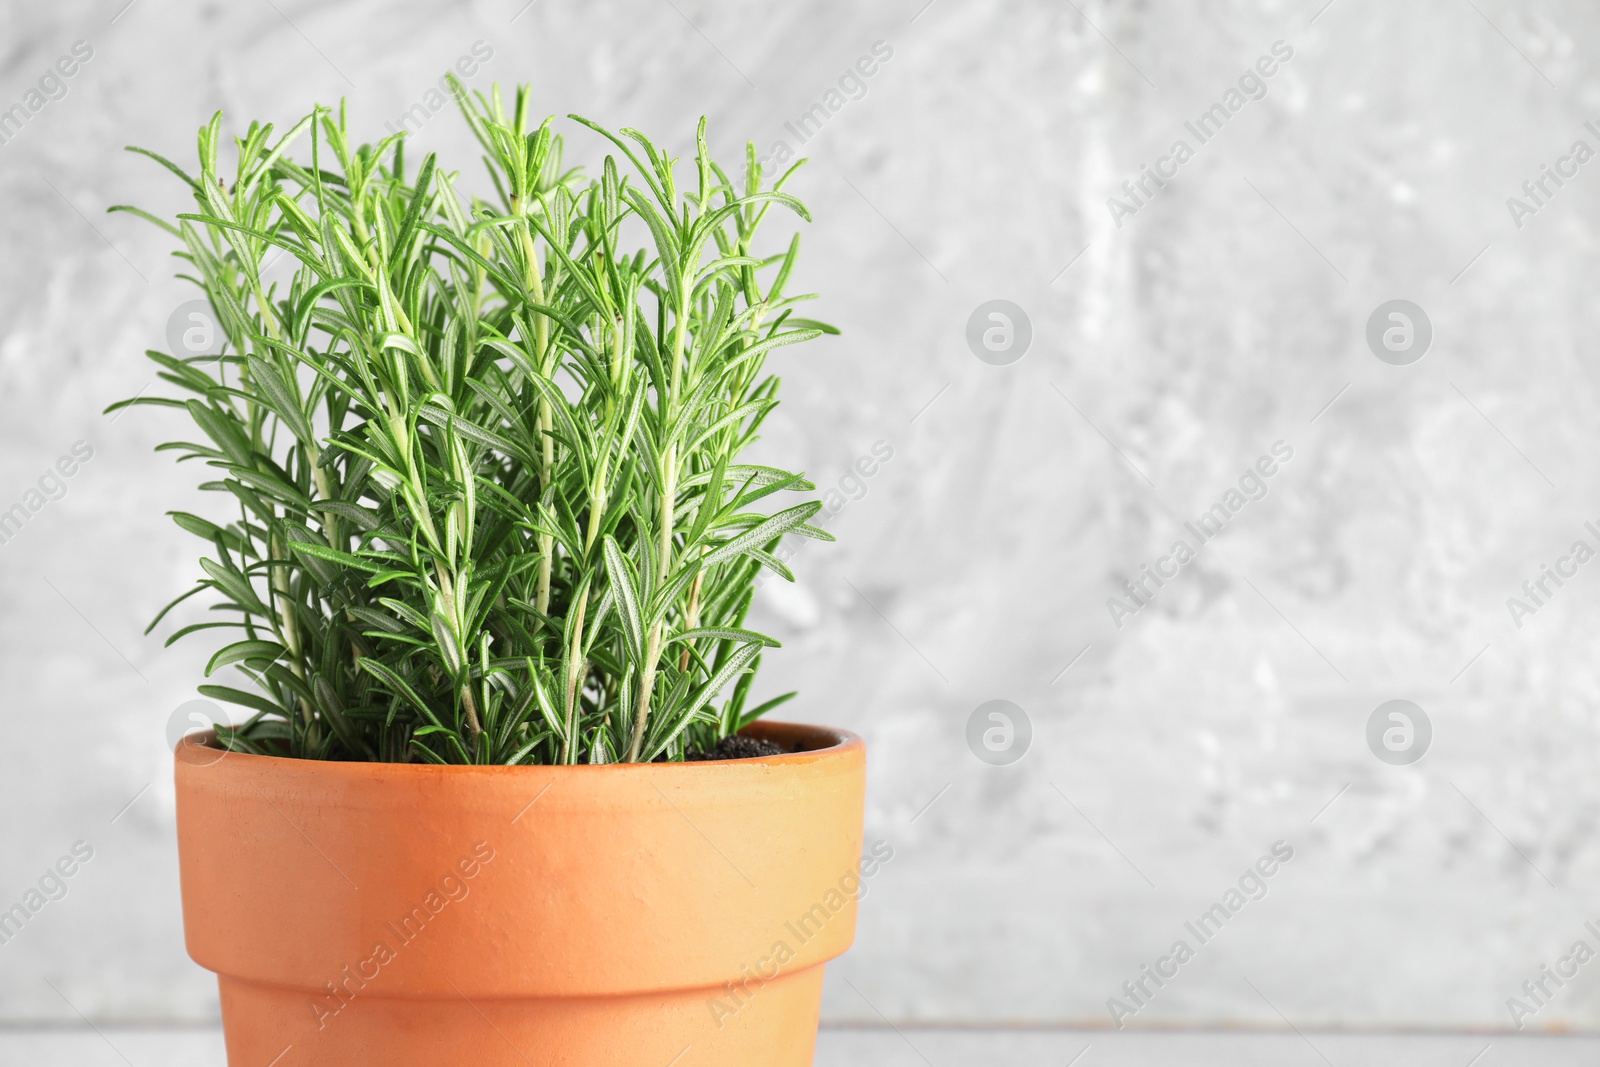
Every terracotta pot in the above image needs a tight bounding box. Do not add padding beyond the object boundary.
[174,721,867,1066]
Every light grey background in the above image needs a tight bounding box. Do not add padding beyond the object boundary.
[3,0,1600,1053]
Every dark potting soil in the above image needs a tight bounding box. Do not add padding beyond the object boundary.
[684,735,788,761]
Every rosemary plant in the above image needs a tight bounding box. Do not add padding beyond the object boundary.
[112,81,835,764]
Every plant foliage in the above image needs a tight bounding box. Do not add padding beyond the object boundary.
[111,81,835,764]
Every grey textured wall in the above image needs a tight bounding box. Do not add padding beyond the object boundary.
[3,0,1600,1035]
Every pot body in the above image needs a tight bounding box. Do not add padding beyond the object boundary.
[174,721,866,1066]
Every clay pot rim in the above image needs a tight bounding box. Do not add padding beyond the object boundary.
[175,718,861,774]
